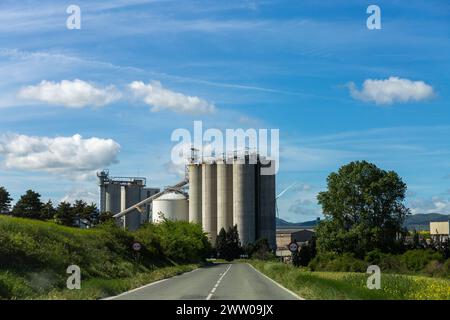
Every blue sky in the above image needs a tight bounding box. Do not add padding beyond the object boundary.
[0,0,449,222]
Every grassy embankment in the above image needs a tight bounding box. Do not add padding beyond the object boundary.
[0,215,210,300]
[250,260,450,300]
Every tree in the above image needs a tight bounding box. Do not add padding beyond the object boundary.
[40,200,56,220]
[216,228,228,258]
[72,199,87,226]
[412,229,420,249]
[11,190,44,219]
[251,238,273,260]
[0,186,12,214]
[297,236,317,266]
[316,161,410,257]
[54,202,74,226]
[215,225,241,261]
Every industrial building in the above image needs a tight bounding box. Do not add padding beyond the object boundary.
[97,170,159,230]
[188,153,276,248]
[430,221,450,243]
[275,229,315,261]
[107,151,277,249]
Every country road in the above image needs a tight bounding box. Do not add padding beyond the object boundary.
[107,263,301,300]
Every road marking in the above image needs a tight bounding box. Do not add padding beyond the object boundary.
[246,263,305,300]
[103,267,200,300]
[206,264,232,300]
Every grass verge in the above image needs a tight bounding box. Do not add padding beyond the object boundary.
[249,260,450,300]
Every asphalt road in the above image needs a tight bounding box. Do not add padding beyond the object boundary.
[107,262,300,300]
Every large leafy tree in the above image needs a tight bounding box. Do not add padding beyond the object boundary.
[11,190,44,219]
[316,161,410,257]
[0,186,13,214]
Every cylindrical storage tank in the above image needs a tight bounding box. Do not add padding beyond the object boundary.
[202,162,217,245]
[188,164,202,224]
[105,184,121,214]
[152,192,189,223]
[217,162,233,233]
[233,158,256,246]
[122,184,142,231]
[99,185,106,213]
[257,160,276,249]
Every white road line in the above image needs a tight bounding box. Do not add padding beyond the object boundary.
[206,264,232,300]
[246,263,305,300]
[103,267,200,300]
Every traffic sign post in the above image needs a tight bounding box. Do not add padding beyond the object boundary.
[132,242,142,265]
[288,241,298,253]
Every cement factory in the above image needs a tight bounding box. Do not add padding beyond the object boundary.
[99,151,276,249]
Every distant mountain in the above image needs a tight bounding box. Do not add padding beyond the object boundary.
[276,217,319,229]
[404,213,450,231]
[276,213,450,231]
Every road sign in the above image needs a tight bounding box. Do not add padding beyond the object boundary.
[288,241,298,253]
[132,242,142,251]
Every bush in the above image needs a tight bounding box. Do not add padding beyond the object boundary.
[424,260,445,277]
[309,252,368,272]
[251,238,274,261]
[136,219,211,263]
[0,215,211,298]
[400,249,444,272]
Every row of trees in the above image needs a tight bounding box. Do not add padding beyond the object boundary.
[215,225,274,261]
[0,187,99,227]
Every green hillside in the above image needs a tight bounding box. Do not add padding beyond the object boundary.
[0,215,210,299]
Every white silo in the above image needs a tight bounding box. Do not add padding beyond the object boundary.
[202,162,217,244]
[152,192,189,223]
[217,161,233,233]
[233,155,256,246]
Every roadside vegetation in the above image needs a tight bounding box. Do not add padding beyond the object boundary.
[251,161,450,299]
[0,215,211,299]
[250,260,450,300]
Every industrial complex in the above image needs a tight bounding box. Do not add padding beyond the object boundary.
[99,151,276,249]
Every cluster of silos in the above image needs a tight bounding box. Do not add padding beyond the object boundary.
[188,155,276,249]
[98,171,159,230]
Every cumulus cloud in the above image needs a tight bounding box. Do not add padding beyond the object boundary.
[18,79,121,108]
[61,188,99,205]
[288,198,320,216]
[0,133,120,179]
[348,77,434,105]
[129,80,216,114]
[409,196,450,214]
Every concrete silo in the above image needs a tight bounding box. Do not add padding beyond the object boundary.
[233,156,256,246]
[188,164,202,224]
[202,162,217,244]
[121,184,142,231]
[217,161,233,233]
[105,184,121,214]
[257,160,276,249]
[152,192,189,223]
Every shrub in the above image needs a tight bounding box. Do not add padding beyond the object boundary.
[424,260,445,277]
[400,250,444,272]
[0,215,211,299]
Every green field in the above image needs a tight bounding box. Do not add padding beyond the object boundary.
[250,260,450,300]
[0,215,208,299]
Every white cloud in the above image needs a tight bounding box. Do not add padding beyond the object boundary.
[129,80,216,114]
[0,133,120,180]
[61,187,99,205]
[348,77,434,105]
[18,79,121,108]
[409,196,450,214]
